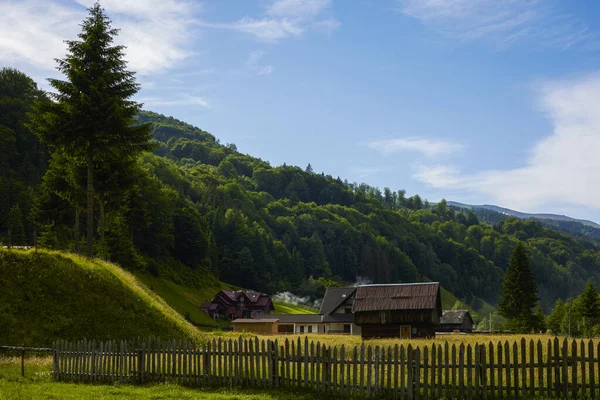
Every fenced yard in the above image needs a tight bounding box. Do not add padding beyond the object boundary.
[51,336,600,399]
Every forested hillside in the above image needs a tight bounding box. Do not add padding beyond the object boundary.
[449,202,600,243]
[2,68,600,314]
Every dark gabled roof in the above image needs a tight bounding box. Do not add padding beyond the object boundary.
[319,287,356,315]
[322,313,355,323]
[254,314,323,324]
[352,282,440,312]
[440,310,472,324]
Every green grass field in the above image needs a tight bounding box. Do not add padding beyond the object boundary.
[0,249,202,346]
[0,356,324,399]
[273,301,317,315]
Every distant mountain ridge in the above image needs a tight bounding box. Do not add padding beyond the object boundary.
[447,202,600,228]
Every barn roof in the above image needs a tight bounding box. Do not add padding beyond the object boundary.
[440,310,472,324]
[352,282,440,312]
[319,287,356,315]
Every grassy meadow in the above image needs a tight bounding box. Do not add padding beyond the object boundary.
[0,356,325,399]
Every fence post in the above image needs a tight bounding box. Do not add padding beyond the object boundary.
[270,340,278,387]
[324,346,331,392]
[138,347,145,384]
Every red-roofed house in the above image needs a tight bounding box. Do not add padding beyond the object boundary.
[200,290,274,320]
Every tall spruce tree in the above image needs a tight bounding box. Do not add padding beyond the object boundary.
[29,2,152,257]
[578,281,600,337]
[498,242,539,332]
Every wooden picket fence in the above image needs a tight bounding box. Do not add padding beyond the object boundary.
[53,337,600,399]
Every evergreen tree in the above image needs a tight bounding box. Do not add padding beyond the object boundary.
[546,299,566,334]
[29,2,152,258]
[498,242,539,332]
[578,281,600,337]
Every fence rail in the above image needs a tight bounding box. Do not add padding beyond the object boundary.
[52,337,600,398]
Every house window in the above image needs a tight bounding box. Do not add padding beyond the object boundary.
[344,306,352,314]
[308,326,313,333]
[300,326,305,333]
[343,324,351,333]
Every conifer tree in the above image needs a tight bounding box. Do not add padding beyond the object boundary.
[498,242,539,332]
[29,2,152,257]
[578,281,600,337]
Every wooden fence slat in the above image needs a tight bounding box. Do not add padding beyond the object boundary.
[512,341,519,399]
[444,342,449,400]
[367,345,373,397]
[423,346,429,400]
[481,343,488,400]
[521,337,526,397]
[505,341,512,399]
[562,339,568,398]
[497,342,503,399]
[459,344,465,400]
[529,339,534,398]
[590,341,595,400]
[407,345,414,400]
[537,340,543,398]
[415,348,421,400]
[572,340,578,399]
[466,344,472,400]
[488,342,495,400]
[581,340,586,398]
[437,344,443,400]
[340,345,345,394]
[452,344,457,399]
[387,346,393,396]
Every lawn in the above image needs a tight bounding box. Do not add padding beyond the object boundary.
[0,356,325,399]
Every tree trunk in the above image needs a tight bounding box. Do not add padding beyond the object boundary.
[75,202,80,254]
[100,200,105,259]
[86,151,94,258]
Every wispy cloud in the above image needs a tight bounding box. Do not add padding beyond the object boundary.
[397,0,599,50]
[246,50,274,75]
[350,167,384,179]
[139,95,211,108]
[0,0,198,75]
[203,0,339,43]
[368,137,465,157]
[413,72,600,212]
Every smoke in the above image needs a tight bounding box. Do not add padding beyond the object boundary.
[351,276,373,287]
[273,292,321,309]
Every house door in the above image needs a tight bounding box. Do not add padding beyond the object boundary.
[400,325,411,338]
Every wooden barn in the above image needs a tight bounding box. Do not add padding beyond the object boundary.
[232,318,279,335]
[352,282,442,339]
[438,310,473,333]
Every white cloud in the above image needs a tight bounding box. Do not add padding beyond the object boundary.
[0,0,198,75]
[368,137,465,157]
[204,0,338,43]
[397,0,599,50]
[139,95,211,108]
[413,73,600,211]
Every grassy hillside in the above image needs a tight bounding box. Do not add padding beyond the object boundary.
[440,287,498,327]
[273,301,318,315]
[0,249,201,346]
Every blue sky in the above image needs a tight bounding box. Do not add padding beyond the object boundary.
[2,0,600,221]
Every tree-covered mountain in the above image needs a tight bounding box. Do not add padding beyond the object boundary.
[448,201,600,243]
[3,68,600,315]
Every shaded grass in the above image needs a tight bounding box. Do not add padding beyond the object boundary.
[0,357,324,399]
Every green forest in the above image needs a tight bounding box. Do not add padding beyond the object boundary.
[3,65,600,313]
[2,5,600,317]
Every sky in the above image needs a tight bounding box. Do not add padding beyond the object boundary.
[2,0,600,222]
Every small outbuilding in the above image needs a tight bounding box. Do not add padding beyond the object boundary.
[353,282,442,339]
[232,318,279,335]
[438,310,473,333]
